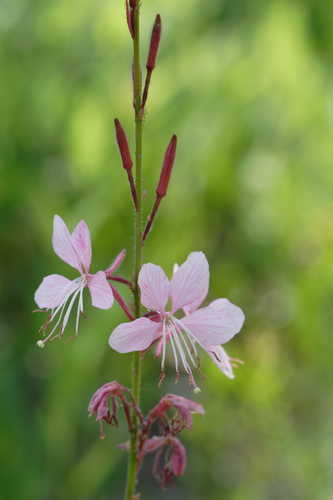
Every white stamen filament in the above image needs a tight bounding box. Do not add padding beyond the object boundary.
[61,286,82,333]
[170,322,191,374]
[168,327,179,372]
[37,277,86,346]
[174,318,199,358]
[171,318,197,367]
[161,319,167,371]
[76,285,85,334]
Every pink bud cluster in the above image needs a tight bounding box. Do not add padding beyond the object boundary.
[89,383,204,488]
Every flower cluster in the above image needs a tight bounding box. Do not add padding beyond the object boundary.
[89,383,204,488]
[34,215,129,347]
[34,1,246,494]
[109,251,245,389]
[35,222,244,386]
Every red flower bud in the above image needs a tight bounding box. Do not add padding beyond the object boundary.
[146,15,162,71]
[114,119,133,171]
[125,0,135,39]
[156,135,177,198]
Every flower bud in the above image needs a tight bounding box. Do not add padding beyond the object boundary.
[125,0,135,39]
[156,135,177,198]
[146,15,162,71]
[114,119,133,171]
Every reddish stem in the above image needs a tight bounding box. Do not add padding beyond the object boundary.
[109,276,134,290]
[141,69,152,111]
[127,170,138,210]
[111,285,135,321]
[142,196,161,242]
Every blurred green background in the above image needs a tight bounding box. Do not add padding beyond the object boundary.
[2,0,333,498]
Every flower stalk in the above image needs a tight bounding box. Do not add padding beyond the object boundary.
[126,0,144,497]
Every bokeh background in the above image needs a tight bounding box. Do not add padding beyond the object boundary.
[2,0,333,498]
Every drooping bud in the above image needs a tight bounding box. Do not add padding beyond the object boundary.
[156,135,177,198]
[146,15,162,71]
[114,119,133,171]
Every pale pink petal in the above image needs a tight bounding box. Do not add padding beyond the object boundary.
[138,263,170,312]
[179,298,244,346]
[88,271,114,309]
[34,274,77,309]
[109,318,160,353]
[170,252,209,313]
[205,345,235,379]
[71,220,92,273]
[208,298,245,335]
[52,215,81,272]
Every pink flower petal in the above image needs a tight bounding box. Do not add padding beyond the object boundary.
[88,271,114,309]
[52,215,82,272]
[34,274,77,309]
[109,317,160,353]
[208,298,245,336]
[138,263,170,312]
[71,220,92,273]
[179,298,244,346]
[170,252,209,313]
[170,438,186,477]
[205,345,235,379]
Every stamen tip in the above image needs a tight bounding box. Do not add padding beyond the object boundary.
[36,340,45,349]
[193,386,201,394]
[158,371,166,387]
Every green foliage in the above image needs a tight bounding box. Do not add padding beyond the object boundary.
[1,0,333,498]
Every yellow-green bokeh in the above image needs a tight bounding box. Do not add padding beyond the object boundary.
[1,0,333,498]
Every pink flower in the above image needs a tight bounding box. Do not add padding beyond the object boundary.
[141,436,187,487]
[146,394,204,433]
[88,381,129,422]
[35,215,118,346]
[88,381,131,439]
[109,252,245,388]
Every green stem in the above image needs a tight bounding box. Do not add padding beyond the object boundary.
[125,3,143,499]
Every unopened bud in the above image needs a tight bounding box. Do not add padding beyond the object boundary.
[146,15,161,71]
[125,0,135,39]
[156,135,177,198]
[114,119,133,171]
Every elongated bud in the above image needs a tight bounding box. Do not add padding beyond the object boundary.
[147,15,161,71]
[114,119,133,171]
[125,0,135,39]
[156,135,177,198]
